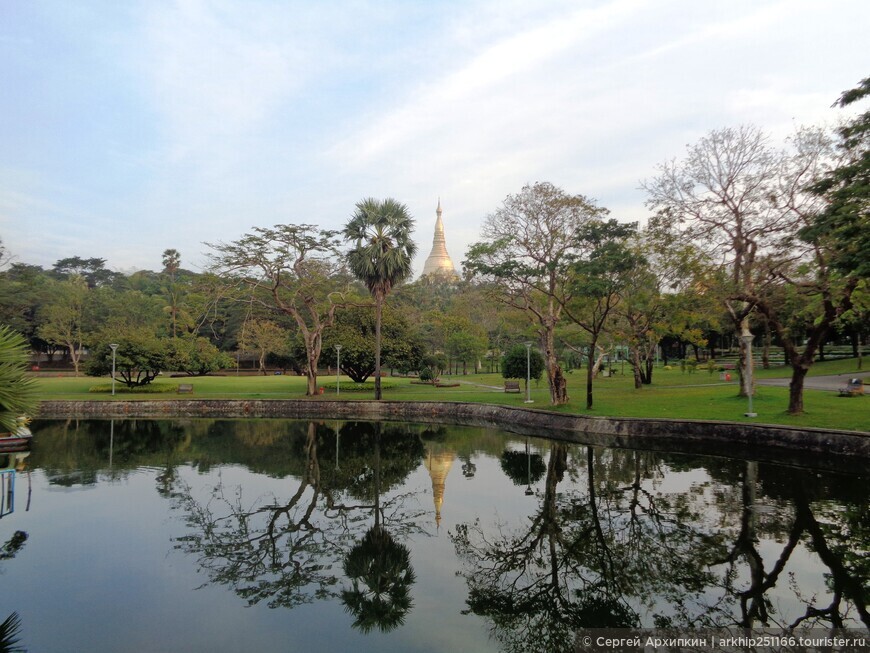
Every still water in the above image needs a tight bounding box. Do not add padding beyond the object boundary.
[1,419,867,652]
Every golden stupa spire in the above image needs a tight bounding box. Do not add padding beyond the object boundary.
[421,199,458,279]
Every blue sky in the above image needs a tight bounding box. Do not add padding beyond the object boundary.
[1,0,868,277]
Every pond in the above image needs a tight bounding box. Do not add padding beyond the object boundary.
[1,419,868,652]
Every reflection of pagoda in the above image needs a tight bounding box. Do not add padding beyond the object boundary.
[421,199,458,279]
[423,446,455,530]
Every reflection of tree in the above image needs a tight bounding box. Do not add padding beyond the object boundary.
[0,531,27,562]
[714,462,870,630]
[174,420,424,623]
[0,612,25,653]
[452,444,646,653]
[1,533,27,652]
[499,448,545,487]
[341,425,417,633]
[342,526,415,633]
[174,422,354,608]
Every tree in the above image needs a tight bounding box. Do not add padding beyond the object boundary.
[501,344,544,392]
[465,182,607,405]
[86,329,167,388]
[612,224,712,388]
[0,326,37,433]
[805,76,870,278]
[166,335,232,376]
[51,256,117,288]
[240,319,287,375]
[644,125,859,414]
[161,248,184,338]
[344,198,417,400]
[321,305,424,383]
[207,224,347,395]
[563,219,638,409]
[37,275,90,375]
[643,126,782,398]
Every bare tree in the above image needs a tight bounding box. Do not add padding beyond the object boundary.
[643,126,784,397]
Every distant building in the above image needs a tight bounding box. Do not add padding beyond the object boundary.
[421,199,458,279]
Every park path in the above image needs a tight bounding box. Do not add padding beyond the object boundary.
[757,371,869,394]
[457,373,870,395]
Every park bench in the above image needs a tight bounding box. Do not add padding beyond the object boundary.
[504,381,521,393]
[177,383,194,394]
[838,378,864,397]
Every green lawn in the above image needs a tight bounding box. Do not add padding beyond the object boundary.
[32,359,869,432]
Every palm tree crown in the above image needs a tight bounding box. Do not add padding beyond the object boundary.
[344,198,417,300]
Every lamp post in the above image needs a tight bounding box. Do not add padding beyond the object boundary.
[524,342,534,404]
[741,333,757,417]
[109,343,119,396]
[335,345,342,396]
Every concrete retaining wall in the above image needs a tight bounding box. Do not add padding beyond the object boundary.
[37,400,869,469]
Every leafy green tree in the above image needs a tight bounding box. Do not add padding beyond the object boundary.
[0,263,54,352]
[563,219,638,409]
[344,198,417,399]
[805,76,870,278]
[466,182,607,405]
[37,275,90,375]
[165,335,232,376]
[322,305,424,383]
[240,319,288,375]
[207,224,347,395]
[86,328,167,388]
[501,344,544,391]
[51,256,117,288]
[0,326,37,432]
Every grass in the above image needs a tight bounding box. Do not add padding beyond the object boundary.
[31,359,869,432]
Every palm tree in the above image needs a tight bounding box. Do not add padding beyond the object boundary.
[0,326,37,434]
[344,198,416,400]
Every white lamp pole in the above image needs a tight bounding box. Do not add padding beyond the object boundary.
[741,333,757,417]
[109,343,119,396]
[335,345,342,396]
[524,342,534,404]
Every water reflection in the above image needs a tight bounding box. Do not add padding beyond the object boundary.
[451,445,869,652]
[171,420,425,633]
[11,419,870,651]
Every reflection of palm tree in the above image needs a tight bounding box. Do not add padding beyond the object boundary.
[341,425,416,632]
[341,525,416,633]
[0,611,25,653]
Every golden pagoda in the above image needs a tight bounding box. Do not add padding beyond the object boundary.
[421,199,458,279]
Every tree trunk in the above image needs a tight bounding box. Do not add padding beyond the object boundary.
[787,365,809,415]
[586,338,596,410]
[374,295,383,400]
[306,347,319,396]
[544,328,568,405]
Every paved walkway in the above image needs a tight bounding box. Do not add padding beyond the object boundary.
[458,373,870,395]
[757,371,869,394]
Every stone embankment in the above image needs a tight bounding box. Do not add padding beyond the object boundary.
[38,399,869,470]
